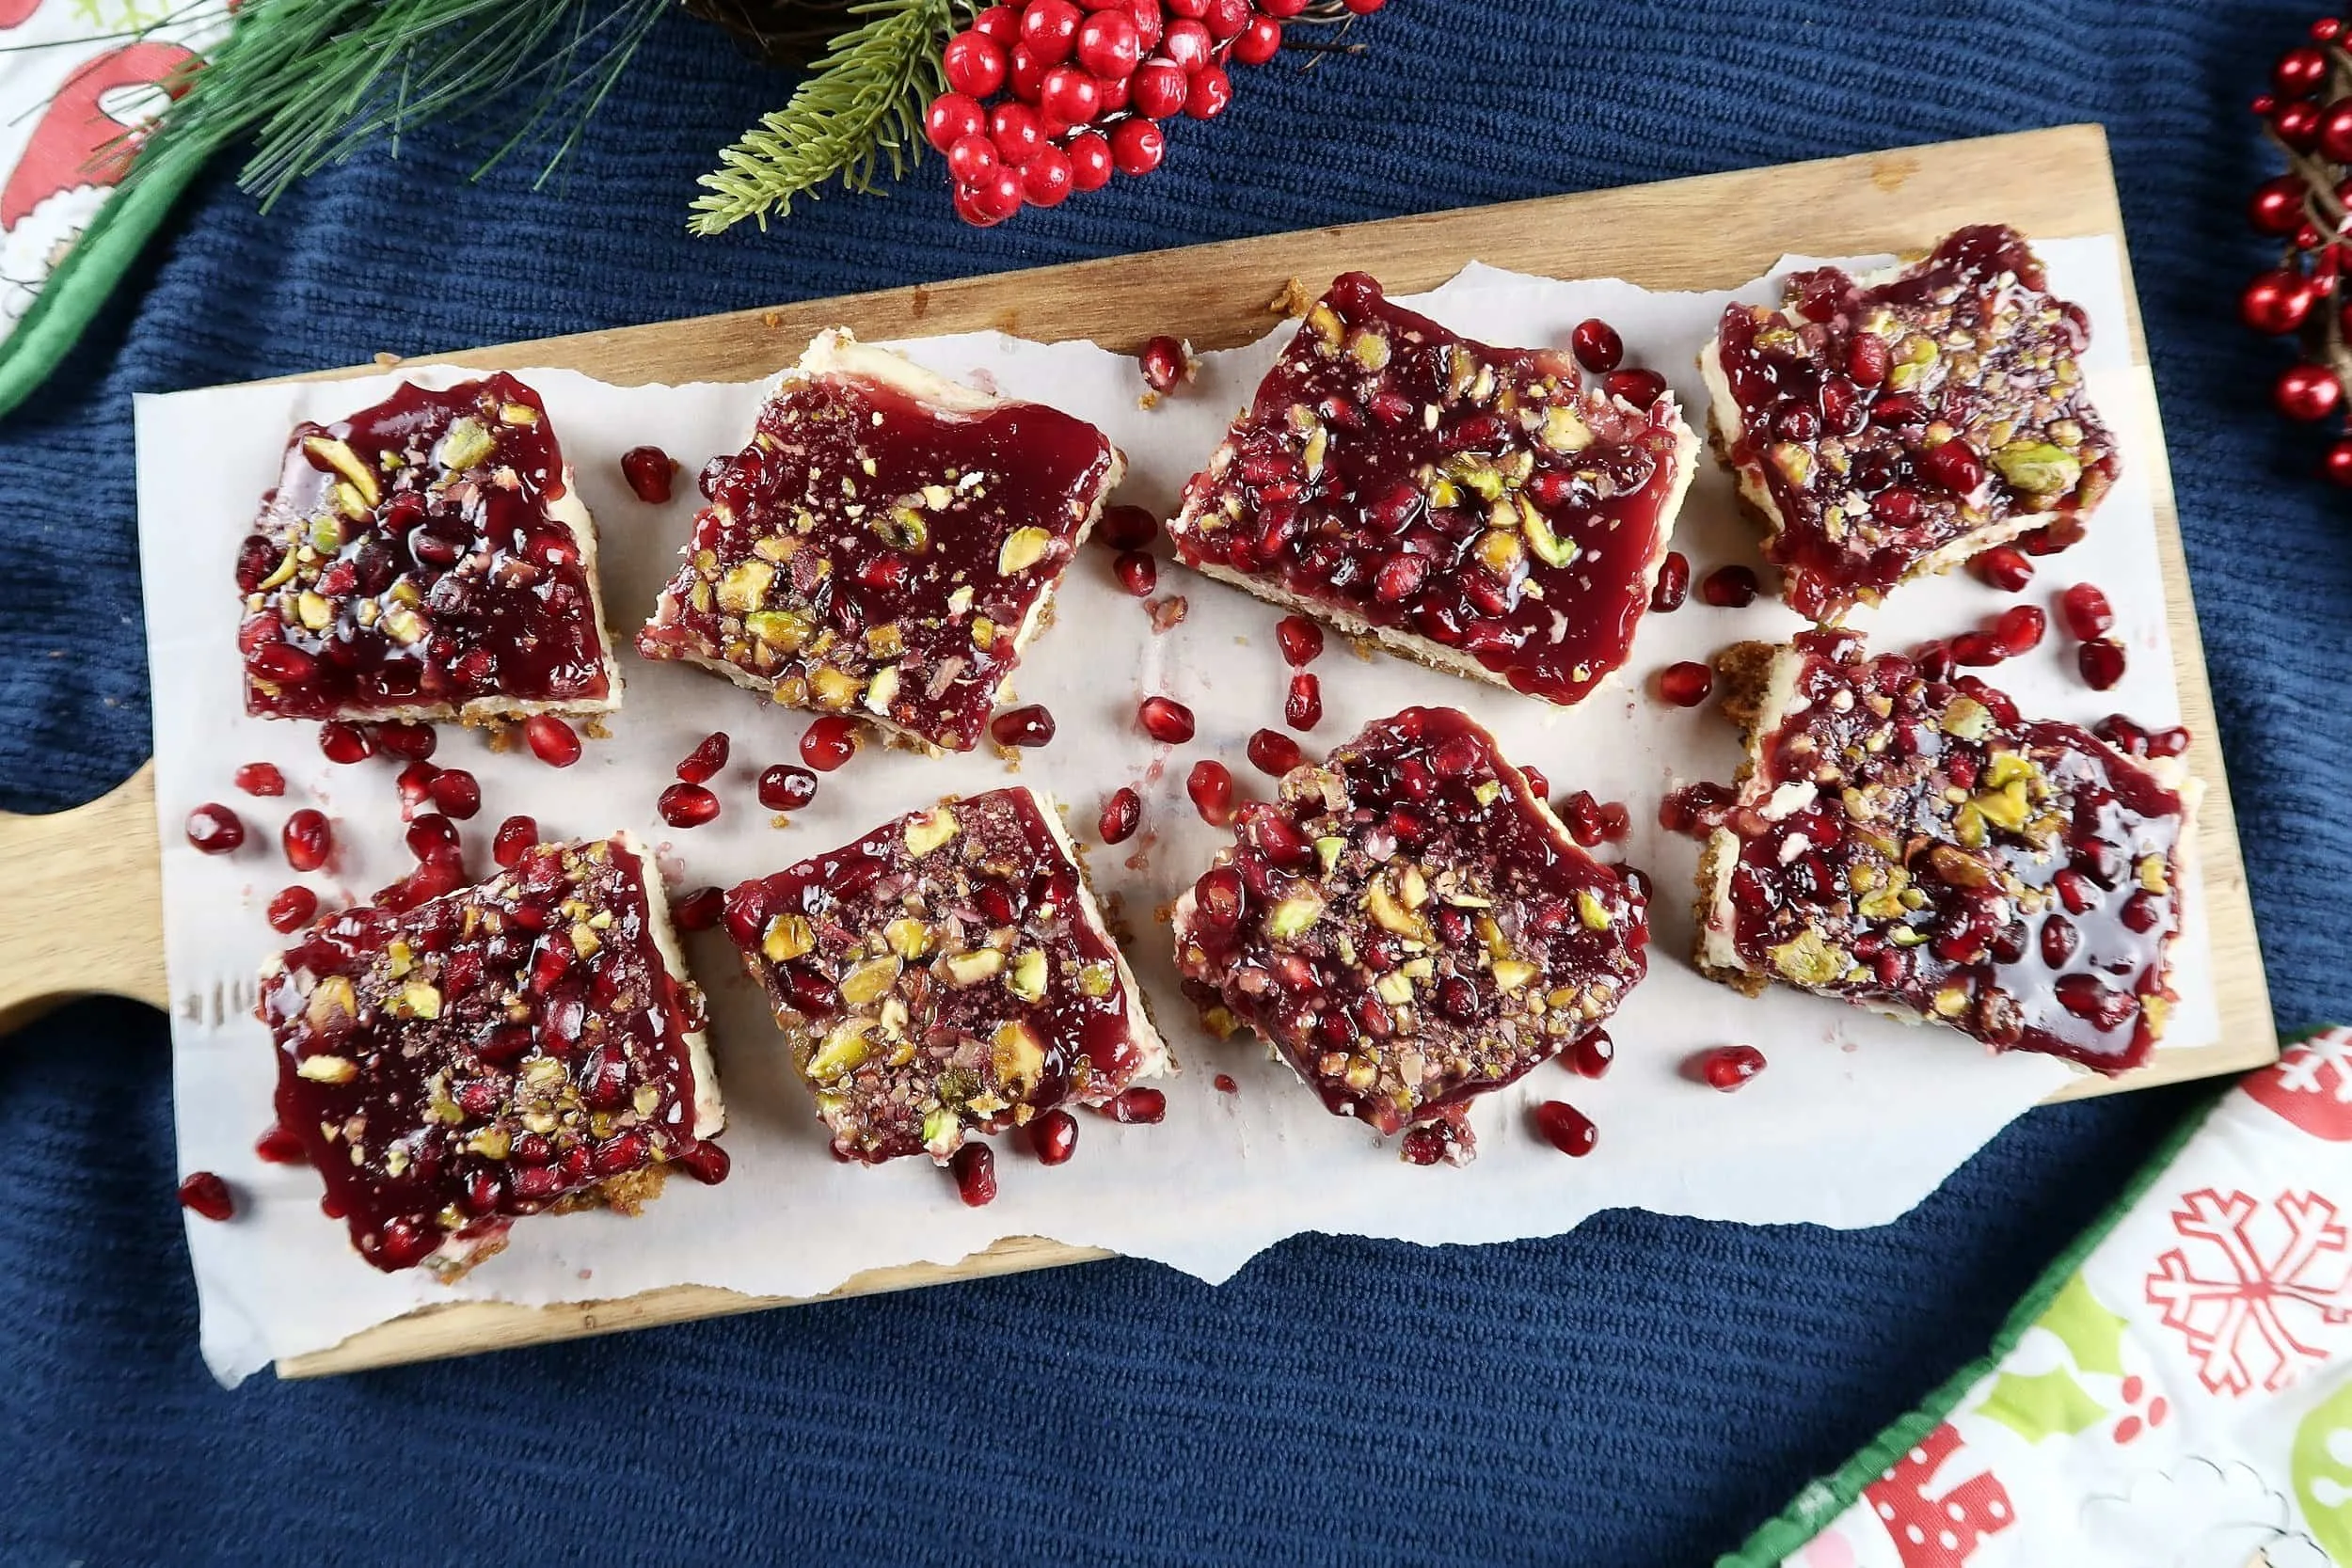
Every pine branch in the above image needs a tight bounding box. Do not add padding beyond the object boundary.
[689,0,959,236]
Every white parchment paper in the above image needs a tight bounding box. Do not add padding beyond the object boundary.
[136,238,2213,1387]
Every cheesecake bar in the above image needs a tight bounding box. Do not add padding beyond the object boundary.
[236,374,621,721]
[257,833,725,1275]
[1172,706,1649,1162]
[1687,631,2190,1071]
[1699,225,2120,622]
[637,331,1122,753]
[1168,272,1697,708]
[723,785,1166,1164]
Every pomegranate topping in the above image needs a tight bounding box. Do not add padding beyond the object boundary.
[2095,716,2189,760]
[676,731,731,784]
[1521,765,1549,800]
[374,722,437,760]
[1098,785,1143,844]
[990,705,1057,748]
[2060,581,2115,640]
[757,764,819,812]
[1114,550,1157,597]
[1570,317,1624,373]
[491,815,538,869]
[2078,637,2127,690]
[1248,727,1305,777]
[1534,1101,1598,1156]
[1658,661,1713,706]
[266,885,321,933]
[1187,759,1236,826]
[1700,564,1759,608]
[185,804,246,855]
[721,787,1163,1164]
[1972,546,2035,592]
[801,715,862,771]
[620,444,676,504]
[254,1125,308,1164]
[177,1172,235,1222]
[524,714,581,768]
[428,768,482,820]
[1105,1086,1167,1124]
[281,809,332,872]
[1275,614,1325,666]
[1028,1107,1079,1164]
[1650,551,1691,612]
[1168,272,1693,707]
[1698,1044,1767,1091]
[950,1143,999,1206]
[1097,504,1159,551]
[658,783,722,830]
[1709,226,2118,621]
[319,721,373,764]
[1569,1028,1614,1078]
[1138,694,1196,744]
[1137,334,1189,393]
[234,762,286,798]
[1993,604,2047,657]
[1559,790,1605,847]
[672,885,724,932]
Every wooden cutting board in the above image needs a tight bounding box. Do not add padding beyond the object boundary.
[0,123,2275,1377]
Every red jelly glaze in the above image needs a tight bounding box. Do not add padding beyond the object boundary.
[1650,550,1690,612]
[282,809,332,872]
[1248,727,1305,777]
[659,783,722,830]
[1139,694,1195,744]
[1700,564,1759,608]
[1099,786,1142,844]
[990,704,1057,748]
[621,445,676,504]
[677,731,731,784]
[1174,706,1646,1143]
[1028,1107,1079,1164]
[1187,759,1236,825]
[1170,273,1689,706]
[757,764,820,812]
[234,762,287,798]
[267,885,321,933]
[1704,634,2184,1071]
[802,715,861,771]
[1534,1100,1597,1156]
[1285,672,1323,731]
[187,804,246,854]
[951,1143,998,1206]
[491,815,538,869]
[1275,614,1325,666]
[1699,1044,1767,1091]
[259,838,720,1272]
[635,357,1116,752]
[177,1172,235,1222]
[673,886,724,931]
[237,375,612,720]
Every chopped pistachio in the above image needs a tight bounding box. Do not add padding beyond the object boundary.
[1990,440,2082,496]
[1266,890,1325,941]
[998,527,1054,575]
[903,807,961,858]
[716,560,776,614]
[1007,948,1048,1003]
[944,948,1005,987]
[837,954,902,1006]
[1770,928,1850,987]
[744,608,812,652]
[437,416,498,473]
[807,1022,871,1084]
[302,436,381,506]
[762,913,815,963]
[296,1053,357,1084]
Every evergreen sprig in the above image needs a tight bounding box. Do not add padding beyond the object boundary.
[688,0,960,236]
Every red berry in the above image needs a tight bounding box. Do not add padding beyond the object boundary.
[1022,145,1074,206]
[1700,564,1759,608]
[2278,44,2331,97]
[950,1142,998,1206]
[1285,671,1322,730]
[2059,581,2114,640]
[1161,18,1212,71]
[405,812,459,863]
[1028,1108,1079,1164]
[944,29,1008,96]
[1130,57,1187,119]
[1138,334,1186,392]
[1657,661,1712,706]
[2078,637,2127,690]
[2250,173,2309,236]
[428,767,481,819]
[1570,318,1623,373]
[1275,614,1324,665]
[1076,7,1140,75]
[676,731,730,784]
[925,91,989,152]
[991,704,1057,747]
[177,1171,235,1222]
[2277,361,2344,420]
[1534,1101,1597,1156]
[2242,268,2317,334]
[620,445,675,503]
[1109,117,1165,175]
[1201,0,1249,40]
[1105,1086,1166,1124]
[1231,15,1280,64]
[1343,0,1384,12]
[1993,604,2046,657]
[233,762,285,797]
[802,715,861,771]
[282,808,332,872]
[492,815,538,868]
[973,4,1018,40]
[1570,1029,1614,1079]
[1098,503,1158,550]
[318,721,373,764]
[1699,1044,1767,1091]
[1041,65,1100,124]
[1022,0,1083,61]
[1139,694,1195,743]
[976,165,1027,220]
[1115,550,1157,595]
[1099,785,1142,844]
[990,102,1045,165]
[2278,99,2325,150]
[1248,728,1304,777]
[1067,130,1114,190]
[947,133,999,186]
[523,714,581,768]
[1649,551,1690,612]
[1601,368,1667,406]
[1187,759,1235,825]
[1972,546,2034,592]
[1184,64,1232,119]
[265,885,319,932]
[2328,439,2352,488]
[756,764,818,812]
[658,783,721,830]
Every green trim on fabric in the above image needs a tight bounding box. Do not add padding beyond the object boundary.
[1713,1056,2277,1567]
[0,135,221,422]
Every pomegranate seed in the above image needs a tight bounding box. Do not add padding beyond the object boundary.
[1601,368,1667,406]
[254,1125,307,1164]
[265,885,320,932]
[246,641,318,685]
[233,762,286,797]
[176,1171,234,1222]
[2059,582,2115,640]
[1951,631,2005,667]
[1534,1100,1598,1156]
[374,722,437,760]
[1248,727,1304,777]
[1698,1044,1767,1090]
[405,813,460,863]
[2040,914,2079,968]
[281,809,332,872]
[1398,1123,1454,1164]
[1700,564,1759,608]
[2122,890,2165,933]
[185,803,246,854]
[991,705,1057,748]
[1972,546,2034,592]
[1650,551,1691,612]
[1658,661,1713,706]
[1099,786,1142,844]
[1114,550,1157,596]
[1138,694,1195,744]
[676,731,731,784]
[1994,604,2046,657]
[757,764,819,812]
[672,886,724,932]
[1285,672,1322,731]
[2056,972,2135,1030]
[2054,868,2096,914]
[394,760,439,818]
[658,783,722,830]
[1191,866,1245,930]
[1569,318,1623,374]
[1028,1108,1078,1164]
[1520,765,1550,801]
[2019,521,2083,556]
[1374,551,1429,603]
[618,445,676,503]
[1597,801,1630,841]
[1560,790,1605,847]
[950,1143,997,1207]
[1275,615,1325,666]
[1097,504,1158,550]
[524,714,581,768]
[2078,638,2127,689]
[1137,335,1187,393]
[1105,1086,1167,1124]
[318,721,373,764]
[1187,759,1236,825]
[1569,1029,1614,1078]
[2147,725,2191,758]
[428,768,481,819]
[492,815,538,869]
[802,715,862,770]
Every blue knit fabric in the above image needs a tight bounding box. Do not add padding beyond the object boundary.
[0,2,2337,1561]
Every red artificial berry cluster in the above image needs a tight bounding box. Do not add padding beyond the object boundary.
[2246,16,2352,481]
[924,0,1381,226]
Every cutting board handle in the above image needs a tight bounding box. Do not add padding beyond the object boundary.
[0,762,167,1035]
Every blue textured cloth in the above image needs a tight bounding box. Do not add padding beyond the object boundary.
[0,2,2339,1561]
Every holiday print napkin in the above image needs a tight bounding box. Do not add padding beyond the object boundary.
[1726,1028,2352,1567]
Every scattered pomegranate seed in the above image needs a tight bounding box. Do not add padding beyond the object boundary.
[676,731,731,784]
[1951,630,2004,667]
[1597,801,1630,841]
[405,812,461,863]
[428,768,482,819]
[1104,1086,1167,1124]
[1700,564,1759,608]
[950,1143,998,1207]
[1099,786,1142,844]
[1698,1044,1767,1091]
[2059,581,2115,641]
[757,764,818,812]
[1214,1073,1239,1094]
[395,760,439,818]
[990,705,1057,748]
[233,762,286,797]
[265,885,320,933]
[1138,694,1195,744]
[1560,790,1605,847]
[318,721,373,764]
[254,1125,307,1164]
[1028,1108,1078,1165]
[1650,551,1691,612]
[1534,1101,1598,1156]
[2146,724,2191,758]
[672,886,724,932]
[1601,367,1667,406]
[1097,504,1158,551]
[492,815,538,869]
[185,803,246,854]
[1137,335,1187,393]
[1275,615,1325,666]
[801,715,862,770]
[1285,672,1322,731]
[1993,604,2046,657]
[1972,546,2035,592]
[659,783,722,830]
[1247,727,1304,777]
[2019,519,2085,556]
[281,809,332,872]
[1658,661,1713,706]
[1569,1029,1614,1078]
[176,1171,234,1222]
[2078,637,2127,689]
[374,721,437,760]
[523,714,581,768]
[1114,550,1157,596]
[1397,1122,1456,1165]
[621,445,676,504]
[1570,318,1624,374]
[1187,759,1236,826]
